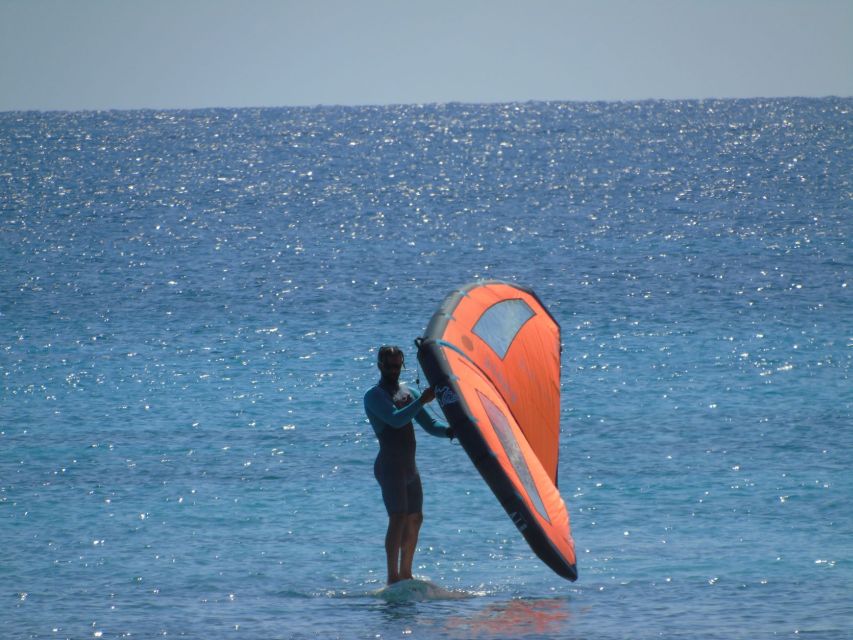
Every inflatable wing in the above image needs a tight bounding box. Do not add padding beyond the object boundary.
[417,281,577,581]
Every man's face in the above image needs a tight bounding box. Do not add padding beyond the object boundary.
[379,353,404,384]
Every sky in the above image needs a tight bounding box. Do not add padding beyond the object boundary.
[1,0,851,111]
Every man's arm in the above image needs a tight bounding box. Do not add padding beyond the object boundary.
[414,406,452,438]
[411,387,452,438]
[364,387,426,429]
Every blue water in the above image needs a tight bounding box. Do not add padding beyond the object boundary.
[1,99,851,639]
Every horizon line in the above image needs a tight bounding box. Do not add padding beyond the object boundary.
[3,94,852,116]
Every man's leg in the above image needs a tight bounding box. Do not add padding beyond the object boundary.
[385,513,407,584]
[399,511,423,580]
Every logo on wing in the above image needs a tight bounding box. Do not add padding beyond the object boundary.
[436,385,460,407]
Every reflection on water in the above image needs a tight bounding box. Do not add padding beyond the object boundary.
[443,598,571,638]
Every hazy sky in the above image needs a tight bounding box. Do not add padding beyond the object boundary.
[1,0,851,111]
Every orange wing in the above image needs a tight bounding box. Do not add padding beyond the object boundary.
[418,281,576,581]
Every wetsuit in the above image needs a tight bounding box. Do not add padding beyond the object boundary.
[364,381,451,515]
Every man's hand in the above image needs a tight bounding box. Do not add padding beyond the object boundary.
[420,386,436,403]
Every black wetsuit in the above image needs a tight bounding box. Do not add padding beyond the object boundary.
[364,381,450,515]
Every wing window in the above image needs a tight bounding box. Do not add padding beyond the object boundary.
[478,391,550,523]
[472,299,534,359]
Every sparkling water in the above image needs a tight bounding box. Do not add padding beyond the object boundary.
[1,99,851,639]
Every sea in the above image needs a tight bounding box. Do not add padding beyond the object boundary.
[1,98,851,639]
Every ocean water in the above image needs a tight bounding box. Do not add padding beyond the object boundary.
[1,98,850,639]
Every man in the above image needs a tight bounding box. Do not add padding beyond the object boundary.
[363,345,453,585]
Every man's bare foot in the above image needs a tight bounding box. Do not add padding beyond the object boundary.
[387,575,401,585]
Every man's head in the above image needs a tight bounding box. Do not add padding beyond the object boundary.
[377,345,404,384]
